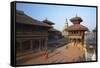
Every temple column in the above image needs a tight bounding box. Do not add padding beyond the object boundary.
[19,41,22,51]
[82,33,84,46]
[30,40,33,50]
[39,40,41,51]
[45,38,48,49]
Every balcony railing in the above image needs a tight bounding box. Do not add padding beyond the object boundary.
[16,32,48,36]
[68,33,83,36]
[69,36,82,39]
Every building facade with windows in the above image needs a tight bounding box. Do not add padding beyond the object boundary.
[16,10,52,57]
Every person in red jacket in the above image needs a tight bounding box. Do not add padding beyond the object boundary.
[44,48,48,60]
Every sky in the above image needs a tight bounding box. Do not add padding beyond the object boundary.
[16,3,97,31]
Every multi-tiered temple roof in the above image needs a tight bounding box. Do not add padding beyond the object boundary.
[16,10,52,28]
[67,16,88,31]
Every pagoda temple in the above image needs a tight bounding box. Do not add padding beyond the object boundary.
[67,16,88,46]
[42,19,62,41]
[62,18,69,39]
